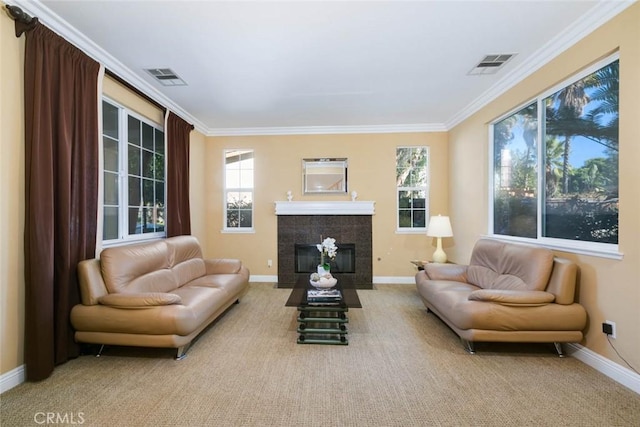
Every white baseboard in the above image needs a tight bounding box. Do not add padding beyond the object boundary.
[249,275,278,282]
[373,276,415,284]
[566,343,640,394]
[0,364,25,394]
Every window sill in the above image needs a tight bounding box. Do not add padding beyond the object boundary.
[221,228,255,234]
[101,235,165,249]
[483,235,623,260]
[395,228,427,235]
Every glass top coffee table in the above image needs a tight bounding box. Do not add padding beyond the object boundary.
[285,274,361,345]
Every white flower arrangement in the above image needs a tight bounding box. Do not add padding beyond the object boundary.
[316,236,338,269]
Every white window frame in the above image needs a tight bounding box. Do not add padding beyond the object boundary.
[396,146,430,234]
[488,53,621,259]
[222,149,255,233]
[101,97,166,246]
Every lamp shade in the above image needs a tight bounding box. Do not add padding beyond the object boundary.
[426,215,453,237]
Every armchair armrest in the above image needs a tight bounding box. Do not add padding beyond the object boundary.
[424,263,468,282]
[468,289,555,306]
[204,258,243,275]
[98,292,182,308]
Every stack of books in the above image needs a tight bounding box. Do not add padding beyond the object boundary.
[307,289,342,305]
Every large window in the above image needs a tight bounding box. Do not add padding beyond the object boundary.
[102,99,165,243]
[224,149,254,231]
[396,146,429,231]
[491,55,619,255]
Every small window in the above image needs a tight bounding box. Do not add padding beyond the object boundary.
[396,146,429,231]
[102,98,165,244]
[224,149,254,231]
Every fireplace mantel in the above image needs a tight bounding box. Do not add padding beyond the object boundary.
[274,201,375,216]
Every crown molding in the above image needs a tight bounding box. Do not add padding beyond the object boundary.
[445,0,635,129]
[13,0,209,135]
[13,0,634,137]
[208,123,447,137]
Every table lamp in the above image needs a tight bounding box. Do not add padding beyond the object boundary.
[427,215,453,263]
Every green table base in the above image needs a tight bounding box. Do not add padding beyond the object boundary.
[296,306,350,345]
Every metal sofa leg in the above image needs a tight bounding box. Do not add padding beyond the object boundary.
[95,344,105,357]
[462,339,476,354]
[553,342,565,358]
[176,343,190,360]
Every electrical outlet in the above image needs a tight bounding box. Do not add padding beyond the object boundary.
[602,320,616,339]
[267,259,272,268]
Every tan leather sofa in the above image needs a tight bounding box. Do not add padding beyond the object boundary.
[71,235,250,359]
[415,238,587,356]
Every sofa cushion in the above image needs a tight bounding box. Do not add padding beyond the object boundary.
[467,239,554,291]
[173,258,207,287]
[424,263,468,283]
[468,289,555,306]
[186,273,249,299]
[205,258,244,275]
[167,236,207,286]
[98,292,182,308]
[100,240,177,294]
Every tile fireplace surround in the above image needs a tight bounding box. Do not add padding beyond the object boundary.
[275,201,374,289]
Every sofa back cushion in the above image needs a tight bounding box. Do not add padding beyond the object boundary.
[100,239,177,294]
[167,235,206,286]
[466,239,554,291]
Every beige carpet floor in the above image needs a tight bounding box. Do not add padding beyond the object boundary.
[1,283,639,426]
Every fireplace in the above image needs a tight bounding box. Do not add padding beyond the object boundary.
[295,243,356,274]
[276,209,373,288]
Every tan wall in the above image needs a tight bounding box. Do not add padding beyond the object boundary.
[202,132,448,277]
[1,14,26,376]
[448,4,640,368]
[103,75,164,125]
[189,130,207,245]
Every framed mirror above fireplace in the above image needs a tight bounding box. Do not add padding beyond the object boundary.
[302,158,347,194]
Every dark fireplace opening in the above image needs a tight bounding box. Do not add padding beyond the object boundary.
[295,243,356,274]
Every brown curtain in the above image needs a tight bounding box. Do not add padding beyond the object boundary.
[20,22,100,381]
[166,112,193,237]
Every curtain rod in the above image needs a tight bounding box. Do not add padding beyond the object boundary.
[5,3,38,36]
[4,3,195,130]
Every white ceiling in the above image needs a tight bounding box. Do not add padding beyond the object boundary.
[19,1,633,135]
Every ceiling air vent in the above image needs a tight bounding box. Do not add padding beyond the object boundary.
[468,54,516,76]
[144,68,187,86]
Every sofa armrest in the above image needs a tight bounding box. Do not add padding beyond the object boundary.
[78,258,109,305]
[424,263,468,282]
[468,289,555,306]
[204,258,243,275]
[98,292,182,308]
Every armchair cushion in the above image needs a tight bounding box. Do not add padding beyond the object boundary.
[468,289,555,306]
[98,292,182,308]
